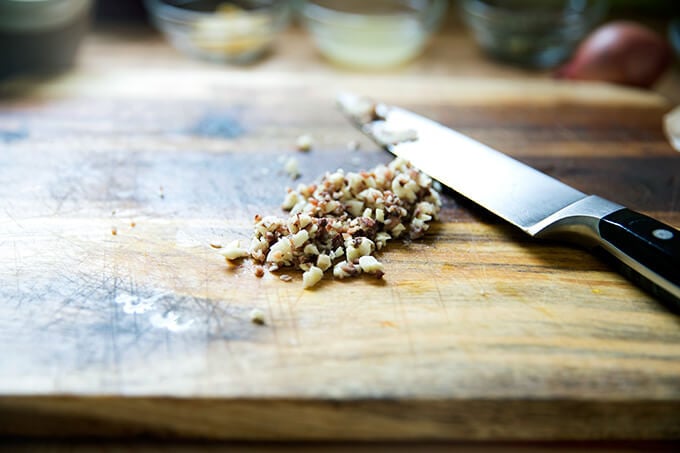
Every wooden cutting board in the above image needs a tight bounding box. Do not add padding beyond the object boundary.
[0,47,679,441]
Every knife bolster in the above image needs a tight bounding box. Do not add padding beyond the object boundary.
[528,195,623,246]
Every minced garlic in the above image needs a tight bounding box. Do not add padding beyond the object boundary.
[358,255,384,275]
[296,134,314,152]
[302,266,324,289]
[249,308,265,325]
[283,157,300,179]
[220,239,249,261]
[246,158,440,287]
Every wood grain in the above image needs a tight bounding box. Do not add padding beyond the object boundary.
[0,26,679,441]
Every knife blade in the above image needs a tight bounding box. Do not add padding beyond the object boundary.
[337,93,680,307]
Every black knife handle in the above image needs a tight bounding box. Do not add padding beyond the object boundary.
[598,208,680,305]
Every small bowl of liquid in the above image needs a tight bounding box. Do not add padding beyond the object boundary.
[146,0,292,64]
[299,0,447,69]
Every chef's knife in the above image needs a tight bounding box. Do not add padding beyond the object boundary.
[337,93,680,307]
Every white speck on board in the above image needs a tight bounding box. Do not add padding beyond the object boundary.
[150,310,194,332]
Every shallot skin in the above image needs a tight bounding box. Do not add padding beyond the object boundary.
[555,21,672,88]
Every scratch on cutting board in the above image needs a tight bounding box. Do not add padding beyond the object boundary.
[114,291,170,314]
[429,255,451,327]
[464,234,492,300]
[529,304,555,319]
[392,284,416,359]
[13,240,20,305]
[279,286,302,348]
[175,229,203,248]
[109,274,123,378]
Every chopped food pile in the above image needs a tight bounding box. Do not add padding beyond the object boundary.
[222,157,441,289]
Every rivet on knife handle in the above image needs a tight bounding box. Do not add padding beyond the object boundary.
[524,195,679,308]
[598,208,680,305]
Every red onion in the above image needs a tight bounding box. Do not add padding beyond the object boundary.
[555,21,672,88]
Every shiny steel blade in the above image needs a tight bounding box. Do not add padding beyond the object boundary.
[338,94,587,234]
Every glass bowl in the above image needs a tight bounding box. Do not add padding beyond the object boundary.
[0,0,92,78]
[299,0,447,69]
[145,0,292,64]
[670,18,680,61]
[460,0,609,68]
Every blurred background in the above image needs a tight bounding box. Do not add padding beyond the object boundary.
[0,0,679,108]
[1,1,677,77]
